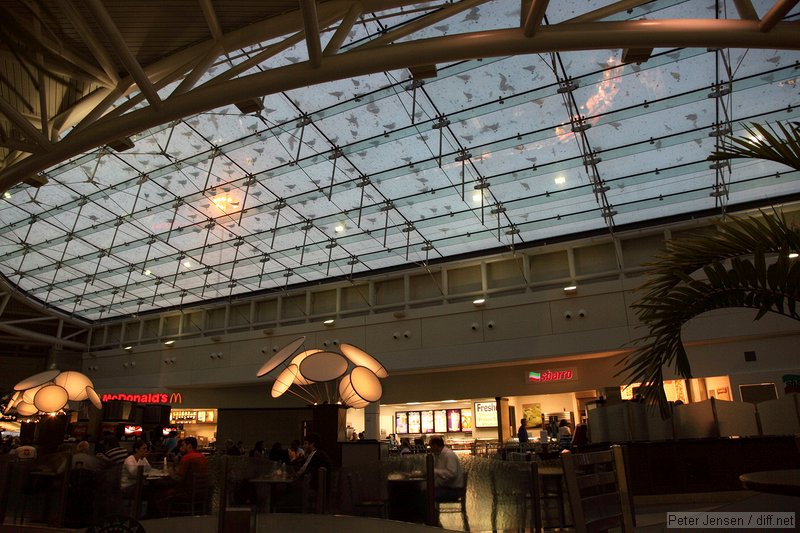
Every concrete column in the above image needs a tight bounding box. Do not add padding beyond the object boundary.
[364,401,381,439]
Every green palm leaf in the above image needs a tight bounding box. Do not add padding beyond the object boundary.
[622,211,800,416]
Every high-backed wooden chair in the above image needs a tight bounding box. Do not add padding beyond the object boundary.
[560,445,634,533]
[435,471,469,531]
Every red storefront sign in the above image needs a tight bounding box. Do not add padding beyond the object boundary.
[101,392,182,404]
[528,368,577,383]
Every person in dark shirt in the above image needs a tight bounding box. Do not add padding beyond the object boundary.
[268,442,290,463]
[517,418,529,445]
[295,433,331,490]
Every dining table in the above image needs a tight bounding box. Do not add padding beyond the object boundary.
[739,469,800,497]
[249,474,295,512]
[386,473,428,524]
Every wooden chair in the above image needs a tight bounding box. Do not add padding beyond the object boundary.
[347,471,387,518]
[560,445,634,533]
[435,471,469,531]
[167,471,212,516]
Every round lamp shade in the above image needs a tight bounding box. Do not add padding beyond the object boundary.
[86,386,103,409]
[33,384,69,413]
[271,364,299,398]
[14,369,60,391]
[257,336,306,377]
[338,373,368,408]
[290,349,322,385]
[54,371,93,401]
[23,383,50,404]
[339,366,382,408]
[3,391,22,414]
[15,401,38,416]
[339,343,388,378]
[298,351,348,383]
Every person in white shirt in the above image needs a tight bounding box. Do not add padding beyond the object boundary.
[121,440,152,496]
[428,436,464,502]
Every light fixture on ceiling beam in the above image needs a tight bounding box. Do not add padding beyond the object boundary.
[323,319,335,326]
[163,339,175,346]
[563,285,577,295]
[235,98,264,115]
[23,173,48,188]
[107,137,135,152]
[622,48,653,65]
[473,298,486,307]
[409,64,438,80]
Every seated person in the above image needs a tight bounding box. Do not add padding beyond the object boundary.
[287,439,305,464]
[268,442,290,463]
[399,438,413,455]
[72,440,100,471]
[156,436,208,515]
[96,435,127,466]
[429,436,464,502]
[121,440,152,498]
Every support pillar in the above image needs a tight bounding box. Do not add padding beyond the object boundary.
[364,402,380,440]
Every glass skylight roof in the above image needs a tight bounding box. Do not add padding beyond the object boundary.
[0,0,798,321]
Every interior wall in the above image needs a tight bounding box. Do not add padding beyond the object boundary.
[216,407,311,451]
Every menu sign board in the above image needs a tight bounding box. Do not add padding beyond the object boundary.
[408,411,421,434]
[474,401,497,428]
[461,408,473,431]
[421,410,435,433]
[446,409,462,432]
[434,410,447,433]
[395,412,408,434]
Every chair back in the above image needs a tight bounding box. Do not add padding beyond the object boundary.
[560,445,634,533]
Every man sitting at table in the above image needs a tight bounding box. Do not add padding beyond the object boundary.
[429,436,464,502]
[157,436,208,515]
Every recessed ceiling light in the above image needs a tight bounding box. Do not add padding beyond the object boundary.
[473,298,486,306]
[323,318,335,325]
[555,176,566,185]
[563,285,577,294]
[164,340,175,345]
[144,269,151,276]
[472,191,482,203]
[406,402,421,405]
[124,346,133,351]
[3,192,10,199]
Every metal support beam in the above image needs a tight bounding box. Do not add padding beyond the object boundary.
[2,18,799,193]
[362,0,488,49]
[0,97,51,150]
[760,0,799,32]
[85,0,162,108]
[523,0,549,37]
[0,322,87,350]
[60,0,121,86]
[199,0,224,41]
[301,0,324,68]
[324,2,363,56]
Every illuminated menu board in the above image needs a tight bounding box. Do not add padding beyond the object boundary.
[434,410,447,433]
[421,410,435,433]
[395,412,408,434]
[446,409,462,432]
[408,411,421,434]
[461,408,473,431]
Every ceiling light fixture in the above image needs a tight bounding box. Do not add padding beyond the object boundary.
[554,176,566,185]
[563,285,577,294]
[789,252,799,259]
[473,298,486,306]
[323,319,335,326]
[124,346,133,351]
[164,340,175,346]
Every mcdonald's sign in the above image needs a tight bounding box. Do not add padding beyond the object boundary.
[100,391,183,405]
